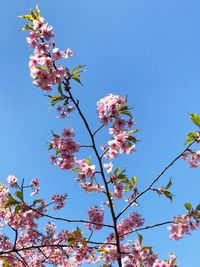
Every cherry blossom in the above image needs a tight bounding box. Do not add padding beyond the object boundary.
[85,205,104,230]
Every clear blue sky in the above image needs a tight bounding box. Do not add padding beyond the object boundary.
[0,0,200,266]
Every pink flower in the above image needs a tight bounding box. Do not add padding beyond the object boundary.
[103,162,113,173]
[168,214,200,240]
[30,178,40,196]
[65,48,74,58]
[117,212,144,239]
[80,183,103,192]
[85,205,104,231]
[113,183,123,199]
[7,175,18,188]
[97,94,126,125]
[61,128,75,138]
[82,165,95,178]
[50,129,79,170]
[33,17,45,31]
[44,222,56,236]
[182,150,200,168]
[52,193,67,210]
[40,23,54,40]
[52,48,65,60]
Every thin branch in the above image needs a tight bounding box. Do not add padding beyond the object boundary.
[87,230,94,242]
[120,221,173,237]
[11,227,18,250]
[100,148,109,159]
[29,207,114,229]
[16,252,30,267]
[93,124,104,136]
[0,242,116,257]
[79,144,93,148]
[117,139,197,219]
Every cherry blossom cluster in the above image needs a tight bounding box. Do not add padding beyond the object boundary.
[0,177,97,266]
[182,150,200,168]
[26,14,73,92]
[168,214,200,240]
[7,175,18,188]
[0,185,39,232]
[101,239,173,267]
[113,182,124,199]
[50,128,79,170]
[30,178,40,196]
[97,94,136,159]
[56,104,76,119]
[117,212,144,239]
[152,253,177,267]
[85,205,104,230]
[153,260,175,267]
[97,93,127,125]
[108,169,138,202]
[74,158,103,193]
[51,193,67,210]
[121,240,158,267]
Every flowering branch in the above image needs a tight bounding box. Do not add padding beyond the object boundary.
[29,206,114,229]
[2,5,197,267]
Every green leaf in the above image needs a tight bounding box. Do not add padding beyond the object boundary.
[184,202,192,211]
[18,14,34,22]
[127,135,138,143]
[72,65,85,74]
[132,176,137,185]
[127,129,139,135]
[137,233,143,245]
[32,199,43,206]
[114,168,120,175]
[190,113,200,127]
[67,237,76,246]
[3,195,18,208]
[35,5,40,19]
[86,156,91,166]
[165,179,172,190]
[71,65,85,85]
[48,95,64,107]
[19,24,34,31]
[65,67,71,77]
[51,130,60,139]
[2,259,13,267]
[196,204,200,211]
[57,84,65,97]
[124,182,132,192]
[14,204,22,214]
[48,143,53,151]
[120,109,132,117]
[163,191,173,201]
[14,191,23,201]
[185,132,197,144]
[72,75,83,85]
[36,65,50,73]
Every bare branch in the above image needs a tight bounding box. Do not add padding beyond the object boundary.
[117,139,197,219]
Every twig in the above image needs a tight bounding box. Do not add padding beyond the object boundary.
[93,124,104,136]
[117,139,197,219]
[119,220,173,237]
[29,207,114,229]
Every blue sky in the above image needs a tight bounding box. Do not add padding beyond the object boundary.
[0,0,200,266]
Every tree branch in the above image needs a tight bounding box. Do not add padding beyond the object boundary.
[117,139,197,219]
